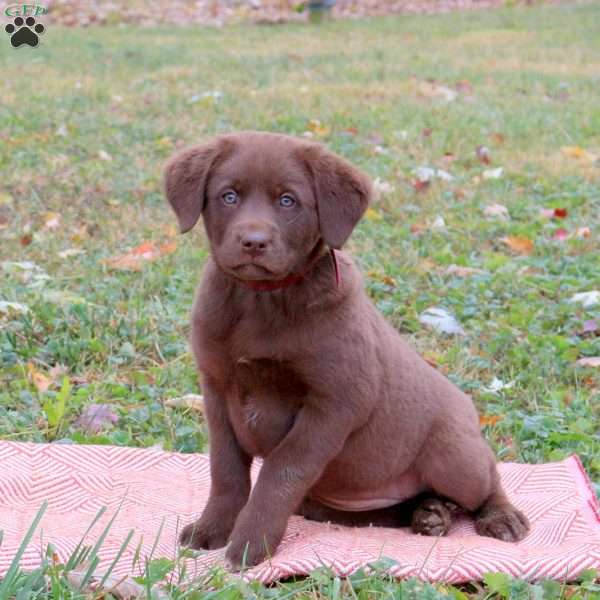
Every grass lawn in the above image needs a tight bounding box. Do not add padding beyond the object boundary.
[1,1,599,597]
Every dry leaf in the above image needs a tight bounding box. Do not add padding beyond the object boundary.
[551,228,569,241]
[306,119,330,137]
[482,167,504,180]
[570,291,600,308]
[418,81,457,102]
[500,236,534,255]
[58,248,86,259]
[419,307,465,336]
[484,203,509,220]
[575,227,591,238]
[480,414,504,427]
[576,357,600,368]
[413,179,430,193]
[74,404,119,433]
[430,215,446,231]
[28,364,52,392]
[476,145,491,164]
[164,394,204,412]
[413,166,454,182]
[444,265,486,277]
[104,241,177,271]
[43,212,61,230]
[561,146,598,163]
[0,301,29,315]
[372,178,395,200]
[364,207,383,222]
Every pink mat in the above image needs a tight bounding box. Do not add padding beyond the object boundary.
[0,442,599,583]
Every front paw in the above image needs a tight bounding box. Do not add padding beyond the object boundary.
[180,515,233,550]
[225,512,286,568]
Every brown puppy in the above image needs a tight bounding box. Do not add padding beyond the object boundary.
[164,131,529,568]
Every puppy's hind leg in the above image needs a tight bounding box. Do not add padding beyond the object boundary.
[474,481,530,542]
[416,433,529,542]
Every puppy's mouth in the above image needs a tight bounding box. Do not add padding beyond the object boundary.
[230,263,278,281]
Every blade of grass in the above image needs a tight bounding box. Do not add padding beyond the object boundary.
[97,528,134,589]
[0,500,47,597]
[64,506,107,571]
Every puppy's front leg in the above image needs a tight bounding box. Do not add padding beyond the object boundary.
[226,404,354,567]
[180,376,252,550]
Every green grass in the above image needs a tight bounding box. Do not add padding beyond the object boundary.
[1,2,599,597]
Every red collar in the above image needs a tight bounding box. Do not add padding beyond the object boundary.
[236,248,340,292]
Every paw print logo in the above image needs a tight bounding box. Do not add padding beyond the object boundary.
[5,16,45,48]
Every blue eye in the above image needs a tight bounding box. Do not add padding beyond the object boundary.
[279,194,296,208]
[222,191,239,205]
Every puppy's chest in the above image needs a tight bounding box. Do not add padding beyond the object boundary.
[227,357,307,457]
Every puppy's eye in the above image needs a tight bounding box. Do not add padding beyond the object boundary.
[222,191,239,205]
[279,194,296,208]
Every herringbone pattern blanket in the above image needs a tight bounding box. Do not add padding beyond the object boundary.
[0,442,599,583]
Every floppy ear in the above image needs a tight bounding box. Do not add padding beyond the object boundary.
[164,139,223,233]
[303,146,372,249]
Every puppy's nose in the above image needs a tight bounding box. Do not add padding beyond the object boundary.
[240,230,272,254]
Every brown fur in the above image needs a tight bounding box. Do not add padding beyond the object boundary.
[164,131,530,567]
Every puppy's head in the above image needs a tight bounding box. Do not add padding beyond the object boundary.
[164,131,371,281]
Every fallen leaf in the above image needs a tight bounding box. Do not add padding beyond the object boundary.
[58,248,86,259]
[413,166,454,182]
[486,377,514,393]
[480,414,504,426]
[164,394,204,412]
[570,291,600,308]
[410,222,427,235]
[444,265,486,277]
[364,207,383,221]
[476,145,491,164]
[419,307,465,336]
[422,128,433,138]
[74,404,119,433]
[28,364,52,392]
[67,565,145,599]
[500,236,534,255]
[104,241,177,271]
[0,300,29,315]
[20,234,33,246]
[430,215,446,231]
[484,203,509,220]
[418,81,457,102]
[576,357,600,368]
[43,212,61,230]
[490,132,505,145]
[575,227,591,238]
[482,167,504,180]
[306,119,330,137]
[413,179,430,193]
[582,320,598,335]
[372,178,395,200]
[561,146,598,163]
